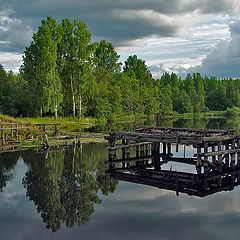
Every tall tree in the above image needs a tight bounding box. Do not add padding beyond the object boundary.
[59,19,94,118]
[123,55,152,86]
[193,73,205,112]
[123,55,155,114]
[94,40,121,72]
[21,17,62,117]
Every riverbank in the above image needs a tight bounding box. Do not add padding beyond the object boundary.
[0,110,232,150]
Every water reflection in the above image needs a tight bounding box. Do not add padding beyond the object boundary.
[88,117,232,133]
[108,157,240,197]
[2,117,240,238]
[0,144,117,232]
[0,152,19,191]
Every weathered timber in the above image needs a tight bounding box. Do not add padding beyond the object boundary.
[0,122,28,148]
[34,123,60,136]
[108,131,238,145]
[106,127,240,182]
[108,162,240,197]
[107,141,151,150]
[203,148,240,157]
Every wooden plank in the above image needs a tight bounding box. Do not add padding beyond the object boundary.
[109,131,238,144]
[0,127,28,130]
[106,156,153,163]
[135,126,234,134]
[203,148,240,157]
[107,141,151,150]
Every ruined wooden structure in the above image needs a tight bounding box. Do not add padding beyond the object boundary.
[106,127,240,197]
[34,123,60,136]
[0,122,25,149]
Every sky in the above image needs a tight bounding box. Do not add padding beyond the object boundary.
[1,0,240,78]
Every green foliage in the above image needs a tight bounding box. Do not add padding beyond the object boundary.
[159,84,173,115]
[2,17,240,119]
[224,107,240,117]
[22,144,117,232]
[94,40,121,72]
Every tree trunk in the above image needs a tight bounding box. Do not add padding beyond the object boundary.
[70,76,76,117]
[79,95,82,120]
[54,103,58,119]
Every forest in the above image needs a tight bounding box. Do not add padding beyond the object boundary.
[0,17,240,119]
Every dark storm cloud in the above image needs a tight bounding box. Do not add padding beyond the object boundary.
[1,0,239,53]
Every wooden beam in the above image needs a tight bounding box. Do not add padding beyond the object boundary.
[203,148,240,157]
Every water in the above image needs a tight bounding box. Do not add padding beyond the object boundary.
[1,117,240,239]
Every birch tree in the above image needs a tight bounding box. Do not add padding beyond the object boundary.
[59,19,94,118]
[21,17,62,117]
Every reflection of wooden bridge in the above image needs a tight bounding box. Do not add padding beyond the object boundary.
[106,127,240,197]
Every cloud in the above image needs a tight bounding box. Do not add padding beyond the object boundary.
[0,52,22,72]
[0,0,240,72]
[190,19,240,78]
[2,0,240,49]
[0,7,33,52]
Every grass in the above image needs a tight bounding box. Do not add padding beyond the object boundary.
[0,110,231,149]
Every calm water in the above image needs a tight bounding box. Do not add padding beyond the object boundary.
[1,118,240,240]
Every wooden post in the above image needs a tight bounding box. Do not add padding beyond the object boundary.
[2,128,5,146]
[10,124,13,141]
[16,124,19,142]
[152,142,160,154]
[122,139,126,160]
[140,144,144,157]
[41,124,46,136]
[196,145,202,174]
[162,142,166,155]
[136,145,140,158]
[108,137,116,170]
[225,143,230,167]
[230,139,236,169]
[126,140,130,159]
[203,142,209,174]
[145,144,149,156]
[217,142,222,173]
[237,139,240,168]
[54,124,58,136]
[1,125,3,146]
[167,143,172,156]
[212,145,217,165]
[176,133,179,152]
[152,142,160,168]
[183,145,186,159]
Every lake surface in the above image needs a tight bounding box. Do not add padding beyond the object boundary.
[1,117,240,240]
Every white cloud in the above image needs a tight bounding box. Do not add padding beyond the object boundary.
[0,0,239,74]
[0,52,22,72]
[189,19,240,78]
[0,7,33,52]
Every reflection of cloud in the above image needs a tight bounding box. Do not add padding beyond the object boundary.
[2,154,240,239]
[111,183,172,202]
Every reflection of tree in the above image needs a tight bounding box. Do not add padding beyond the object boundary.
[96,159,118,196]
[23,150,65,231]
[0,152,19,191]
[22,144,116,232]
[60,145,101,227]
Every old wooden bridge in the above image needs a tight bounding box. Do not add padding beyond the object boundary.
[106,127,240,197]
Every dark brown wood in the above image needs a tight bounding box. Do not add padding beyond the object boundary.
[107,127,240,175]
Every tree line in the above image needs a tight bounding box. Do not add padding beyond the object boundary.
[0,16,240,119]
